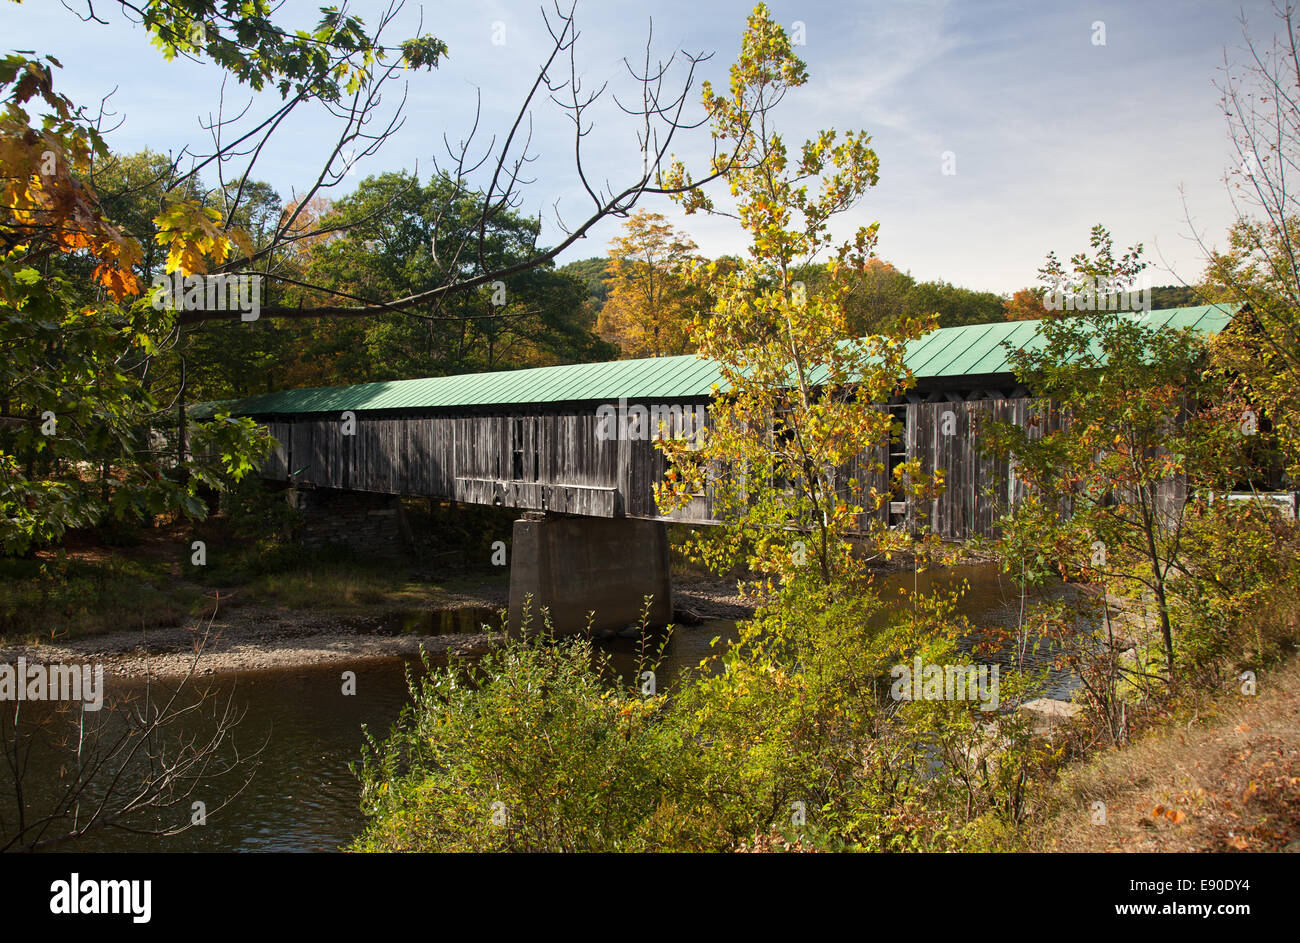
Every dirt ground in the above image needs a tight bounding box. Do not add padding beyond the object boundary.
[1030,657,1300,853]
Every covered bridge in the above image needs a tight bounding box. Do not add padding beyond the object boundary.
[204,303,1239,633]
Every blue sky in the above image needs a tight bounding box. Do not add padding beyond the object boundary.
[1,0,1272,293]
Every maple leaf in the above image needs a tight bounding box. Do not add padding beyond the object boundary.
[228,225,255,260]
[92,263,141,301]
[153,202,233,275]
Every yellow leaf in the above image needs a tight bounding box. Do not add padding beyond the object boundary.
[229,226,255,260]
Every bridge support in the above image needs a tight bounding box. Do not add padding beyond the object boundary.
[507,513,672,638]
[288,486,413,556]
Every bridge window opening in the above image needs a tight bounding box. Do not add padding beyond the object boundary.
[887,405,908,477]
[510,417,540,482]
[769,409,797,496]
[887,404,909,525]
[511,418,524,480]
[1234,408,1288,492]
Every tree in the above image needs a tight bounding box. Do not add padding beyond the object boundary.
[0,2,448,549]
[1196,3,1300,478]
[50,1,736,326]
[1149,285,1205,310]
[841,257,914,334]
[351,7,1043,853]
[0,57,270,553]
[596,210,700,358]
[303,172,611,379]
[985,227,1252,692]
[659,3,929,587]
[557,257,613,307]
[902,279,1003,328]
[1009,284,1203,321]
[1003,287,1048,322]
[11,0,735,326]
[1037,224,1147,310]
[1,0,733,553]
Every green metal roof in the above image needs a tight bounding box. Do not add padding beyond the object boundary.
[898,303,1237,379]
[201,304,1238,417]
[198,352,727,418]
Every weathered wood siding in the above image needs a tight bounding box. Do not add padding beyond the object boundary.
[254,395,1085,539]
[262,410,626,520]
[618,407,713,522]
[841,426,892,532]
[905,398,1064,539]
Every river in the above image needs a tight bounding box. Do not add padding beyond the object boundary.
[1,562,1075,852]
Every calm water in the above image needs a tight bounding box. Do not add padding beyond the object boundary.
[4,562,1074,852]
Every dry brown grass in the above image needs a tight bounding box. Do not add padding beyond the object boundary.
[1026,656,1300,852]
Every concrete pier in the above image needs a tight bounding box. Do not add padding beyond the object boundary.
[507,513,672,637]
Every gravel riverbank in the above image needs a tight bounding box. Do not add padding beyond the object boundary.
[0,576,756,680]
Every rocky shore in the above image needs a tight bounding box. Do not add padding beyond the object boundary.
[0,576,756,681]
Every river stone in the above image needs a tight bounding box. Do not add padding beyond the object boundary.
[1019,697,1081,733]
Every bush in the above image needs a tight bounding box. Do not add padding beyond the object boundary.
[351,575,1050,852]
[1171,498,1300,683]
[351,625,686,852]
[219,476,300,541]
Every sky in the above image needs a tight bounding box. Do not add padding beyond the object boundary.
[0,0,1275,294]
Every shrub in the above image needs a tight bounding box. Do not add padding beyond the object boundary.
[351,576,1050,852]
[351,624,687,852]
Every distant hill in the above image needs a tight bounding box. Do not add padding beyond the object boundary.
[557,257,612,307]
[1148,285,1208,310]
